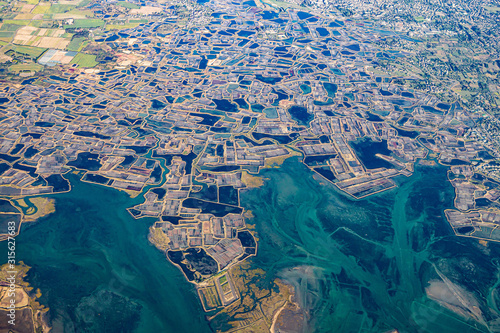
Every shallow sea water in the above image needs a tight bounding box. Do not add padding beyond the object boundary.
[1,173,210,332]
[241,157,500,333]
[2,157,500,332]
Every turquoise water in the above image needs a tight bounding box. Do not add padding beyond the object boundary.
[2,158,500,332]
[1,173,210,332]
[241,157,500,332]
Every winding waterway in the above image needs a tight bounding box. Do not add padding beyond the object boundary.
[241,157,500,332]
[2,157,500,332]
[1,173,210,332]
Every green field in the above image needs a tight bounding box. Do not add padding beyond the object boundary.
[3,19,31,26]
[116,1,140,9]
[0,31,15,38]
[77,0,92,7]
[484,5,500,13]
[31,3,51,14]
[28,20,42,28]
[30,20,54,28]
[0,24,22,32]
[6,45,47,58]
[66,37,85,51]
[47,4,76,14]
[64,19,105,28]
[68,8,93,16]
[70,53,97,67]
[9,63,43,73]
[260,0,304,10]
[106,22,142,30]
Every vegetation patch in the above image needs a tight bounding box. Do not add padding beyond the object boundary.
[241,171,264,188]
[8,63,43,73]
[0,23,23,32]
[64,19,105,28]
[5,45,47,58]
[0,31,15,38]
[23,197,55,221]
[70,52,97,67]
[47,4,76,14]
[106,22,142,30]
[3,19,31,26]
[483,5,500,13]
[116,1,141,9]
[148,226,170,251]
[66,37,85,51]
[31,3,51,14]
